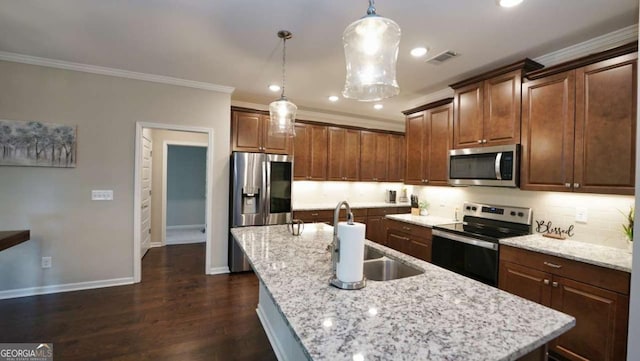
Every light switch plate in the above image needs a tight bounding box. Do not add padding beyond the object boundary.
[92,190,114,201]
[575,207,588,223]
[41,256,52,269]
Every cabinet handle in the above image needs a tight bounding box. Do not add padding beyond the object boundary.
[477,140,483,144]
[483,139,487,144]
[564,183,571,188]
[543,261,562,269]
[573,183,580,188]
[311,213,319,216]
[552,282,559,288]
[402,226,412,231]
[543,279,550,285]
[395,235,409,241]
[424,179,429,183]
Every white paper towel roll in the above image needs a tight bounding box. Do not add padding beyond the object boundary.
[336,222,366,283]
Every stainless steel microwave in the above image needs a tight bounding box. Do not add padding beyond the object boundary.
[448,144,520,187]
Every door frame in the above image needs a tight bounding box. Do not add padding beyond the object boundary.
[162,140,209,246]
[134,122,214,283]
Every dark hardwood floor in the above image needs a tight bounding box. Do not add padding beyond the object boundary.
[0,243,277,361]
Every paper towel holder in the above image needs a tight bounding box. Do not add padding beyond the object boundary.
[329,201,367,290]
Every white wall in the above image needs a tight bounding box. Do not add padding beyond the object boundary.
[0,60,231,295]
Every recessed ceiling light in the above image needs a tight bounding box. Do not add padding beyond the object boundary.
[268,84,281,92]
[497,0,523,7]
[328,95,339,102]
[374,104,383,110]
[410,47,428,57]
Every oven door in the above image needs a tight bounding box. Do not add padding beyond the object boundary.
[431,229,499,286]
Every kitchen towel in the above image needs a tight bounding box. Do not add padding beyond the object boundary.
[336,222,366,283]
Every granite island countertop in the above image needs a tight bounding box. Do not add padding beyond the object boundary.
[500,234,632,273]
[231,224,575,361]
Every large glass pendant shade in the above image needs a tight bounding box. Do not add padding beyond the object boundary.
[269,96,297,136]
[342,12,401,102]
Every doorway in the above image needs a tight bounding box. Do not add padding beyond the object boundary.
[163,142,208,245]
[134,122,214,283]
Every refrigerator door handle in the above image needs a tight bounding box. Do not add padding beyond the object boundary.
[264,158,271,222]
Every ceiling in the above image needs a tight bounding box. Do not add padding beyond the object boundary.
[0,0,637,124]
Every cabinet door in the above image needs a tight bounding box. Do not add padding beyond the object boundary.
[232,111,262,152]
[327,127,345,181]
[550,276,629,361]
[574,53,637,195]
[409,239,431,262]
[374,133,390,181]
[361,131,388,181]
[344,129,361,181]
[498,261,552,306]
[366,216,386,245]
[262,115,291,154]
[428,103,453,186]
[483,70,522,146]
[386,232,409,253]
[521,71,576,192]
[405,112,427,185]
[453,82,484,149]
[387,134,405,182]
[293,123,311,180]
[308,125,328,180]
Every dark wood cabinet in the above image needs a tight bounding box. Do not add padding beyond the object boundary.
[499,245,630,361]
[327,127,361,181]
[387,134,405,182]
[293,123,328,180]
[231,109,291,154]
[522,48,637,195]
[293,209,333,224]
[365,207,411,245]
[451,59,543,149]
[403,100,453,186]
[384,219,432,262]
[360,131,390,182]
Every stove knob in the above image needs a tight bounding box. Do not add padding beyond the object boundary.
[466,206,471,211]
[471,207,477,211]
[510,211,516,216]
[517,212,524,217]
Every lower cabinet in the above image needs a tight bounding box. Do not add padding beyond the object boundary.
[499,245,630,361]
[294,208,408,241]
[365,207,411,245]
[384,219,432,262]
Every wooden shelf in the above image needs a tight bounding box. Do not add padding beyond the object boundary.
[0,230,30,252]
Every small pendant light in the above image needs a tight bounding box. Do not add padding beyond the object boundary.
[342,0,401,102]
[269,30,297,136]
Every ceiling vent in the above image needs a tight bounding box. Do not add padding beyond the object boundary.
[426,50,459,64]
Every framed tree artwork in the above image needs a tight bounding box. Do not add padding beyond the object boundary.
[0,119,77,168]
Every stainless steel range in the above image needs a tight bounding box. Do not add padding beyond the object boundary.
[432,202,533,286]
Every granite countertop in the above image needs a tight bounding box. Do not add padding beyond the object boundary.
[231,224,575,361]
[385,213,459,228]
[293,202,411,211]
[500,234,633,273]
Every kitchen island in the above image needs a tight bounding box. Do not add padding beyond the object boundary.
[231,223,575,361]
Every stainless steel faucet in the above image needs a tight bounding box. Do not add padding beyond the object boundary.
[329,201,366,290]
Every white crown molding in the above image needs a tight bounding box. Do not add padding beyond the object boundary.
[0,277,134,300]
[231,100,405,132]
[406,88,455,112]
[534,24,638,67]
[0,51,235,94]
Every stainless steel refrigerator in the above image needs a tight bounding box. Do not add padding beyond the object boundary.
[229,152,293,272]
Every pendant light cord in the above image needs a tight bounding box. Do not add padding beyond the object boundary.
[281,37,287,98]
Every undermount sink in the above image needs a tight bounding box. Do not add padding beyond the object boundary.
[362,252,424,281]
[363,246,385,260]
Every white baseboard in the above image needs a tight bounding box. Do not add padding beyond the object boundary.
[150,242,163,248]
[208,266,230,275]
[0,277,135,300]
[166,238,205,246]
[166,224,205,230]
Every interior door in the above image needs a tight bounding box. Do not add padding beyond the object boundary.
[140,134,152,258]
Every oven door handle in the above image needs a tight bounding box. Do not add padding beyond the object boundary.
[432,229,499,251]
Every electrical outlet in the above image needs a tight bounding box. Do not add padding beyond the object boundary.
[41,256,52,269]
[92,190,114,201]
[575,207,588,223]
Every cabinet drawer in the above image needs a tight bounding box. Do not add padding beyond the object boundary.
[293,210,333,222]
[368,207,410,216]
[500,245,630,295]
[385,219,432,241]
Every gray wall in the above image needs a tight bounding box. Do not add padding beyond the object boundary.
[167,145,207,227]
[0,60,231,292]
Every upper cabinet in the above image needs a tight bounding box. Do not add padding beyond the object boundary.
[360,131,390,182]
[293,123,328,180]
[403,99,453,186]
[521,44,637,195]
[450,59,544,149]
[231,108,292,154]
[387,134,405,182]
[327,127,361,181]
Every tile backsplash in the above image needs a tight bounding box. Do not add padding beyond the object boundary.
[292,181,634,250]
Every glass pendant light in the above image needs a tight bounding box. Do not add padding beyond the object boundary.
[269,30,297,136]
[342,0,401,102]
